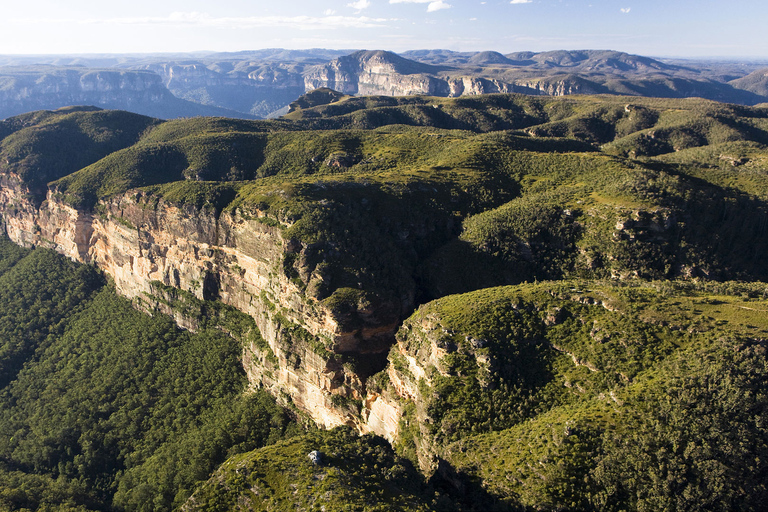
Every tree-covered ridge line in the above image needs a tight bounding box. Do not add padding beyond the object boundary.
[5,95,768,312]
[2,95,766,210]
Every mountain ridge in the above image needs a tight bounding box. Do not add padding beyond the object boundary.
[1,48,768,120]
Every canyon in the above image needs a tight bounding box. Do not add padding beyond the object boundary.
[2,92,768,492]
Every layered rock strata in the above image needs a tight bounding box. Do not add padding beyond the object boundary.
[0,176,403,439]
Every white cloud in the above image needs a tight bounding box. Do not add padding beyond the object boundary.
[427,1,451,11]
[510,0,532,4]
[14,12,390,30]
[620,7,631,13]
[348,0,371,10]
[390,0,452,11]
[324,9,337,15]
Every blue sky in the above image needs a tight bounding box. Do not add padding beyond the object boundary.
[1,0,766,58]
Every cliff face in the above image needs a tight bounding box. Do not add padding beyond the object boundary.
[0,176,399,436]
[152,63,305,90]
[382,309,463,472]
[0,70,167,117]
[145,63,306,117]
[446,77,518,97]
[304,51,451,97]
[0,68,254,120]
[513,76,602,96]
[301,51,605,100]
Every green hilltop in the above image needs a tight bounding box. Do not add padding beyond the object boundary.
[14,96,768,308]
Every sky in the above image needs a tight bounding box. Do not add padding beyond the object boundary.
[1,0,766,59]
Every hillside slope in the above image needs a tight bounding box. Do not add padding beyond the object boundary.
[0,239,300,510]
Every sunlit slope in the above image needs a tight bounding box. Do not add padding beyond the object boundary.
[0,107,157,203]
[183,428,437,512]
[1,93,768,511]
[0,239,300,511]
[386,280,768,511]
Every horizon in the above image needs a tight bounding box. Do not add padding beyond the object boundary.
[2,1,766,59]
[1,48,767,65]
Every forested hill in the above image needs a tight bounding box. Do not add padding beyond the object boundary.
[0,93,767,510]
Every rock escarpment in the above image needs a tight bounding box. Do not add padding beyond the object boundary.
[0,175,401,437]
[304,50,549,99]
[301,51,613,100]
[143,62,306,118]
[304,50,451,97]
[0,69,166,111]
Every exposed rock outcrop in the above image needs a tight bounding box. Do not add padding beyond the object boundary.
[304,50,451,97]
[143,62,306,117]
[302,51,602,100]
[446,77,517,97]
[513,76,602,96]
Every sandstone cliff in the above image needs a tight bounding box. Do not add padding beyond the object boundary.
[304,50,452,97]
[5,49,766,122]
[0,174,402,437]
[301,51,609,100]
[142,62,306,118]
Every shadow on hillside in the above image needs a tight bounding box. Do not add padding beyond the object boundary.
[430,458,528,512]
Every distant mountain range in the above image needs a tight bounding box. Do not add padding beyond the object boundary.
[0,49,767,120]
